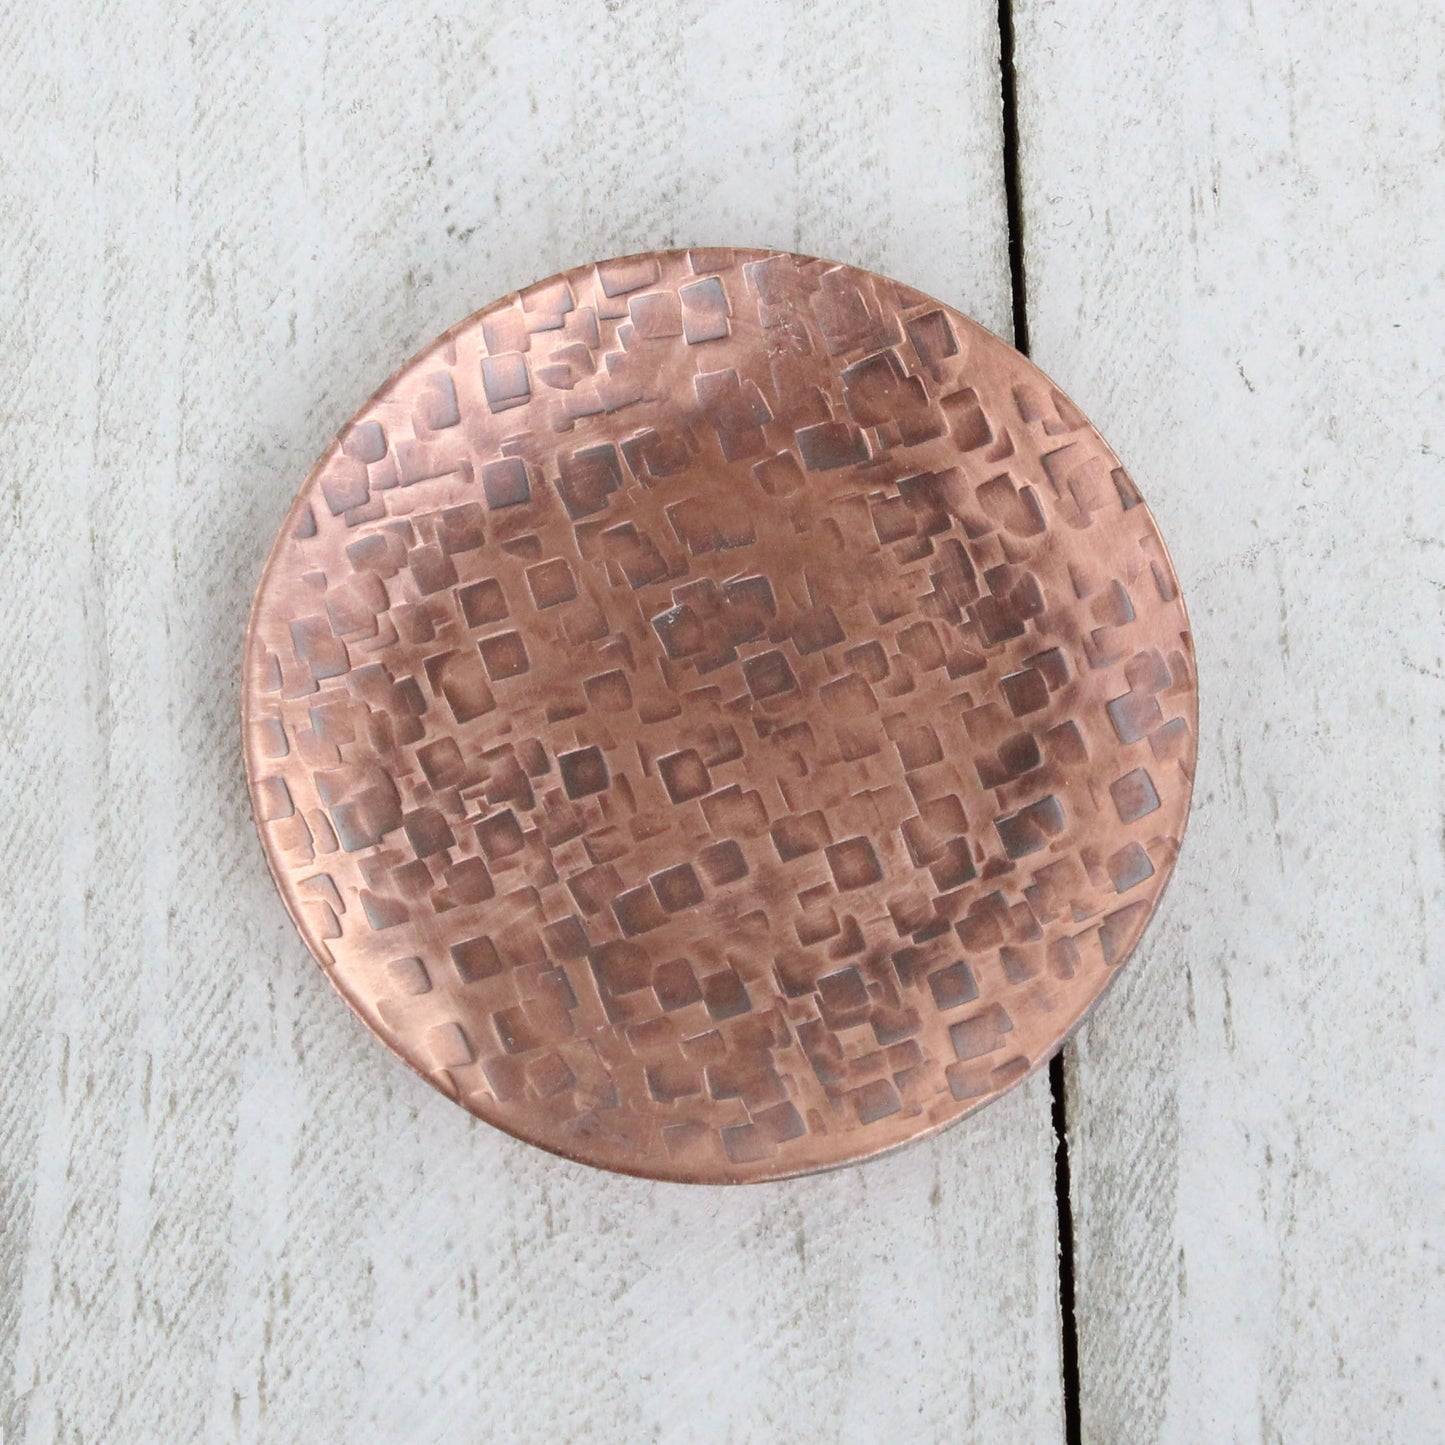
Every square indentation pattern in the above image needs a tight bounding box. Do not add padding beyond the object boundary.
[245,248,1195,1183]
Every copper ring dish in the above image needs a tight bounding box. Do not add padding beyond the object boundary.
[243,248,1197,1184]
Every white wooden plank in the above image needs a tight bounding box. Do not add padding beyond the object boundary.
[0,4,1063,1441]
[1013,2,1445,1439]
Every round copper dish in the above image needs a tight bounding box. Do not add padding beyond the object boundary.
[243,248,1196,1184]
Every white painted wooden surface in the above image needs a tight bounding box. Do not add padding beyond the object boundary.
[1015,1,1445,1440]
[0,5,1068,1443]
[9,1,1441,1439]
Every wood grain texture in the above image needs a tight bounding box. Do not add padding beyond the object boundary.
[0,3,1065,1441]
[1014,2,1445,1440]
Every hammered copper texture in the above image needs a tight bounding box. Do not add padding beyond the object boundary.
[243,249,1197,1184]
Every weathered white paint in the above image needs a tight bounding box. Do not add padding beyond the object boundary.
[0,4,1065,1442]
[1015,1,1445,1440]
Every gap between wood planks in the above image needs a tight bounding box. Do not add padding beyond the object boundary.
[996,3,1082,1442]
